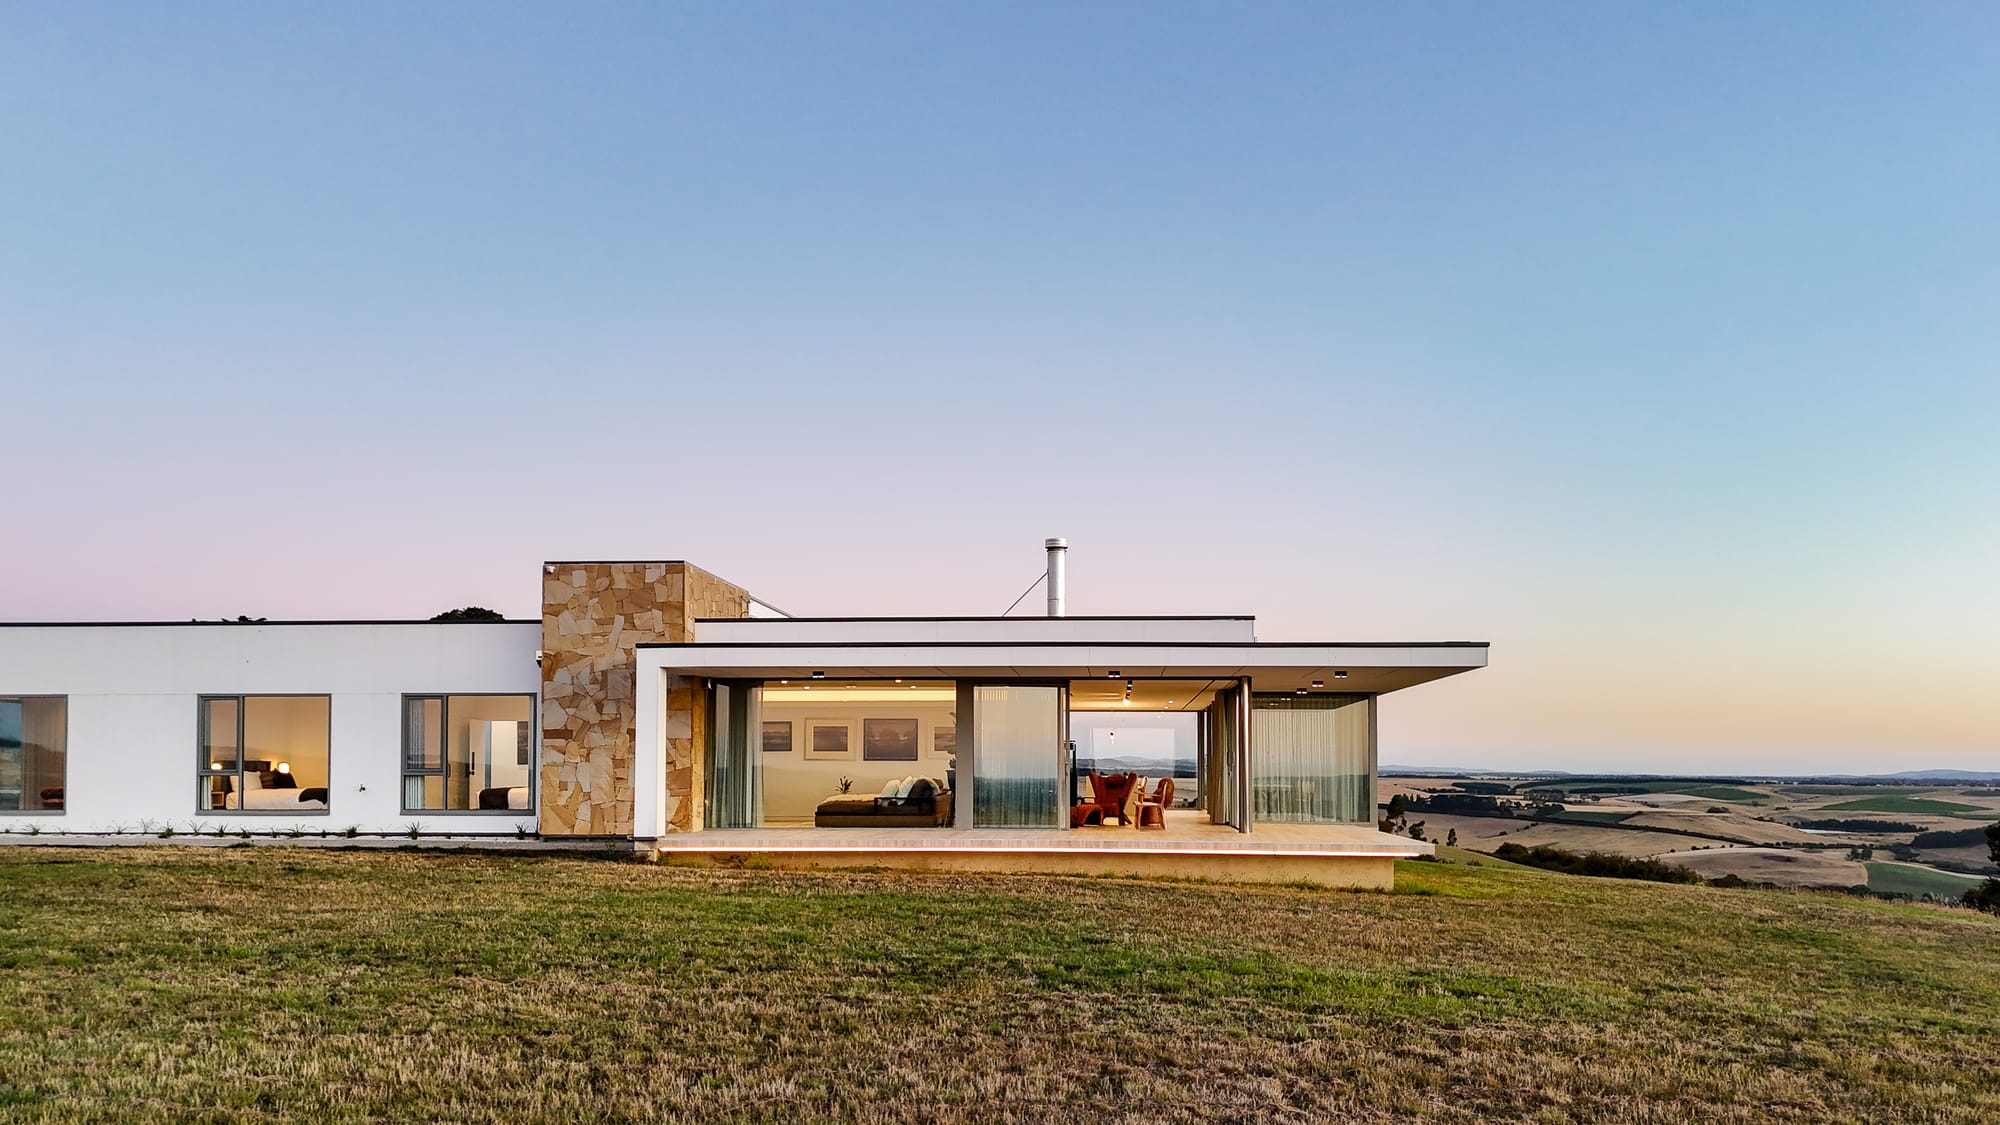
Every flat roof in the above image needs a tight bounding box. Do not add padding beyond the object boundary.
[0,619,537,628]
[694,615,1256,623]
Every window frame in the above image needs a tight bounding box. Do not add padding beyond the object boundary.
[195,693,333,816]
[0,694,68,816]
[398,692,539,815]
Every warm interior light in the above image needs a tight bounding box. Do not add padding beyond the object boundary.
[1106,670,1120,678]
[1295,688,1308,695]
[276,762,291,774]
[1311,680,1324,688]
[1334,671,1348,679]
[812,670,825,679]
[209,762,223,772]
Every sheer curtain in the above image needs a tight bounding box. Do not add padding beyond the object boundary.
[705,682,763,829]
[1251,694,1372,823]
[973,685,1062,828]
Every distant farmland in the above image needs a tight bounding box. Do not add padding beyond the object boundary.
[1825,796,1988,816]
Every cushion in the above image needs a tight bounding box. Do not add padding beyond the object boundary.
[261,770,298,790]
[242,771,265,791]
[905,778,936,801]
[878,778,904,799]
[894,777,919,800]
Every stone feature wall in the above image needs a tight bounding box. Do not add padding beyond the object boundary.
[539,562,750,837]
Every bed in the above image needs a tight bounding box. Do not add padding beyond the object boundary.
[223,768,328,811]
[478,787,532,811]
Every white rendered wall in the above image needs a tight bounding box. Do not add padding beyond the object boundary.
[0,623,540,834]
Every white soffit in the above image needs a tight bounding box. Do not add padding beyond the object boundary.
[637,642,1488,695]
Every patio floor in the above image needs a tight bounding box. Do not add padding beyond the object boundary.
[655,808,1423,858]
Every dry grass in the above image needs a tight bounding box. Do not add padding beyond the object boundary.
[1,847,1997,1123]
[1658,846,1867,887]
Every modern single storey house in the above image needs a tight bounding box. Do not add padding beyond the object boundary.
[0,543,1487,886]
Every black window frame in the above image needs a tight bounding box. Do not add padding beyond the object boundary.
[195,693,333,816]
[0,694,68,816]
[399,693,538,815]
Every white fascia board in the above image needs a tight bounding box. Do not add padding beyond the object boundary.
[692,617,1259,645]
[635,642,1487,681]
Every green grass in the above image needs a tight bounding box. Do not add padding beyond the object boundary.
[1675,785,1770,803]
[0,848,1997,1122]
[1523,780,1768,804]
[1824,796,1989,816]
[1865,861,1984,900]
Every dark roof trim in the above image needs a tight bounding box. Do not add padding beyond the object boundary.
[542,559,691,566]
[0,620,538,628]
[694,615,1256,623]
[637,640,1489,649]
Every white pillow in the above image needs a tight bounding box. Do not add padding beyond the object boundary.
[879,778,904,799]
[243,771,265,791]
[894,777,919,800]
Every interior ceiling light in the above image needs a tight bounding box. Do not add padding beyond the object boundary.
[812,670,825,679]
[1311,680,1324,688]
[1295,688,1308,695]
[1333,671,1348,679]
[1107,670,1121,678]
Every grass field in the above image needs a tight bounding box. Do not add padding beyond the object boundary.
[1866,861,1985,900]
[1824,796,1989,816]
[2,848,1998,1123]
[1522,780,1768,804]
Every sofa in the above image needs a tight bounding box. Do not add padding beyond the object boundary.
[815,775,953,828]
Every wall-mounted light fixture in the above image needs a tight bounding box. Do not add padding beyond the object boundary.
[1333,670,1348,679]
[1310,680,1324,689]
[1106,670,1121,679]
[812,670,825,679]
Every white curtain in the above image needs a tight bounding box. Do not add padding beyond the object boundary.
[1251,694,1371,823]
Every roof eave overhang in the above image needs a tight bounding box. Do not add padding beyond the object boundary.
[632,642,1488,695]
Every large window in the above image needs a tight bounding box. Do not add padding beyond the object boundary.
[199,695,331,814]
[1251,693,1372,823]
[0,696,66,813]
[747,680,958,827]
[402,695,535,812]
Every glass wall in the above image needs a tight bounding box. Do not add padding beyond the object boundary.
[199,695,332,814]
[973,684,1064,828]
[403,695,536,812]
[1251,693,1372,823]
[753,680,957,826]
[0,696,66,813]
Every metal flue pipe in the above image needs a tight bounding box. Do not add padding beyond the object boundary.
[1045,537,1068,617]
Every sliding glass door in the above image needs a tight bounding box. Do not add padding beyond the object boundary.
[972,684,1065,828]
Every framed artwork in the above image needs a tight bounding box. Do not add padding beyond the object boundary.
[805,720,855,760]
[862,717,920,762]
[930,723,957,757]
[762,721,793,753]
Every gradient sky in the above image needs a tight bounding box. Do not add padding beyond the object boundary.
[3,4,1995,775]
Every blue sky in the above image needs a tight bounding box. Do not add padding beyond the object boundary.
[2,3,1995,773]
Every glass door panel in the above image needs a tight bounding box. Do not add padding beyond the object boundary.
[973,685,1064,828]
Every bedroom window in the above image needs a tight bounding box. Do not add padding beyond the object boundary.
[198,695,331,814]
[1,696,67,813]
[401,694,535,813]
